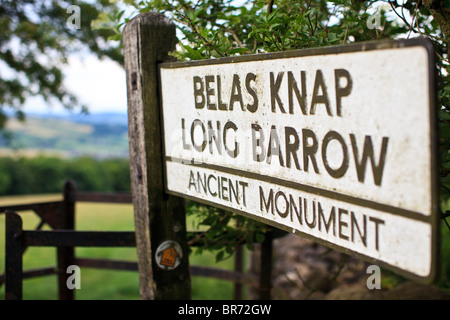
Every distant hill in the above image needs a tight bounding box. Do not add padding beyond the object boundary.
[42,112,129,126]
[0,112,129,159]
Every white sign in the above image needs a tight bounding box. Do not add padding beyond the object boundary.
[159,39,438,282]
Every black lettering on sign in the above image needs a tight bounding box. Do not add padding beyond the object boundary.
[350,135,389,186]
[190,119,207,152]
[351,211,366,247]
[368,217,384,251]
[245,73,258,113]
[288,71,307,115]
[318,205,336,236]
[181,118,191,151]
[205,75,216,110]
[285,126,301,170]
[305,200,317,228]
[334,69,353,117]
[275,190,289,218]
[338,208,349,240]
[251,123,266,162]
[249,123,389,186]
[310,69,331,116]
[188,170,248,206]
[270,69,353,116]
[267,125,284,167]
[302,128,319,174]
[224,121,239,158]
[322,131,349,178]
[270,72,285,113]
[259,186,274,215]
[192,73,259,112]
[258,186,385,251]
[217,75,228,110]
[229,74,244,111]
[182,119,240,158]
[193,76,205,109]
[208,121,222,155]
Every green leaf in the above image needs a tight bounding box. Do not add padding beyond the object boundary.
[180,43,205,60]
[255,233,265,243]
[215,251,224,262]
[228,47,248,55]
[439,110,450,120]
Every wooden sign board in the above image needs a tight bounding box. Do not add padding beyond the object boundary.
[159,39,439,283]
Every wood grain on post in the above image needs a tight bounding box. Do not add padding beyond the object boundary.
[123,12,191,300]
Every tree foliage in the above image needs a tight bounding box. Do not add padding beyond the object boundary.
[0,155,131,195]
[0,0,123,125]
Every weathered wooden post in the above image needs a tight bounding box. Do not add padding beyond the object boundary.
[5,211,23,300]
[259,230,273,300]
[123,12,191,300]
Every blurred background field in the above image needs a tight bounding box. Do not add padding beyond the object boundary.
[0,113,129,160]
[0,112,250,300]
[0,194,242,300]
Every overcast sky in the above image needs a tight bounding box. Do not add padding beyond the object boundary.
[23,53,127,115]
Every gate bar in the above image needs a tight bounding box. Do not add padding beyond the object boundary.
[5,211,23,300]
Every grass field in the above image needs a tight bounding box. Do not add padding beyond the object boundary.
[0,194,241,300]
